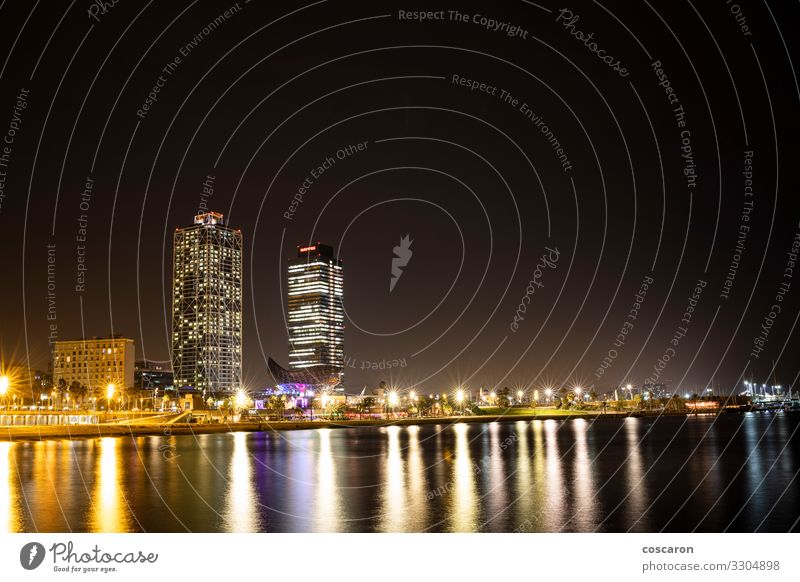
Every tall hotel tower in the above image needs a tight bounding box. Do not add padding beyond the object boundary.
[172,212,243,395]
[287,243,344,383]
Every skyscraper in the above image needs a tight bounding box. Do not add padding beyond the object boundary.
[172,212,243,395]
[286,243,344,385]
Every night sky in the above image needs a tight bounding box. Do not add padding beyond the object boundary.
[1,0,799,395]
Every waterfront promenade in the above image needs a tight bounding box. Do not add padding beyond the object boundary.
[0,409,633,442]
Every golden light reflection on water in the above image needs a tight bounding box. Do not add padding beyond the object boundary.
[405,425,428,530]
[544,420,564,526]
[222,432,260,532]
[570,419,597,530]
[0,441,21,532]
[449,423,477,531]
[530,420,548,529]
[89,437,132,532]
[485,422,509,523]
[311,429,342,532]
[379,426,406,531]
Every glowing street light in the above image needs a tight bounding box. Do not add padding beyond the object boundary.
[106,383,116,413]
[388,391,399,407]
[409,390,417,401]
[575,386,583,401]
[545,388,553,401]
[517,390,524,404]
[455,389,465,403]
[0,375,9,395]
[235,388,248,409]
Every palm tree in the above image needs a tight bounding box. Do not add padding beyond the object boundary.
[68,380,84,408]
[269,394,285,420]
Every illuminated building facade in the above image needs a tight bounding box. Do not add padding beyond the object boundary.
[172,212,243,395]
[286,243,344,386]
[52,337,135,393]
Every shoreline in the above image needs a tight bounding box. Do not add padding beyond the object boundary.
[0,410,695,442]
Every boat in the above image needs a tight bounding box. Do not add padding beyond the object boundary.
[783,401,800,413]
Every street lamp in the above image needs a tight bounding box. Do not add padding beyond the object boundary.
[0,376,9,408]
[517,390,524,405]
[545,388,553,402]
[0,375,8,409]
[455,389,465,414]
[106,384,115,413]
[235,388,248,409]
[320,393,331,419]
[575,387,583,402]
[387,390,399,418]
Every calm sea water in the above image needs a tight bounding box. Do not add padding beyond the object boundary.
[2,413,798,532]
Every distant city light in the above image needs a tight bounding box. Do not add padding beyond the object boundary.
[455,389,465,403]
[0,375,9,396]
[388,391,399,407]
[106,383,115,400]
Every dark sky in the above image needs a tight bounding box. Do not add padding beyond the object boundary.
[1,0,799,395]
